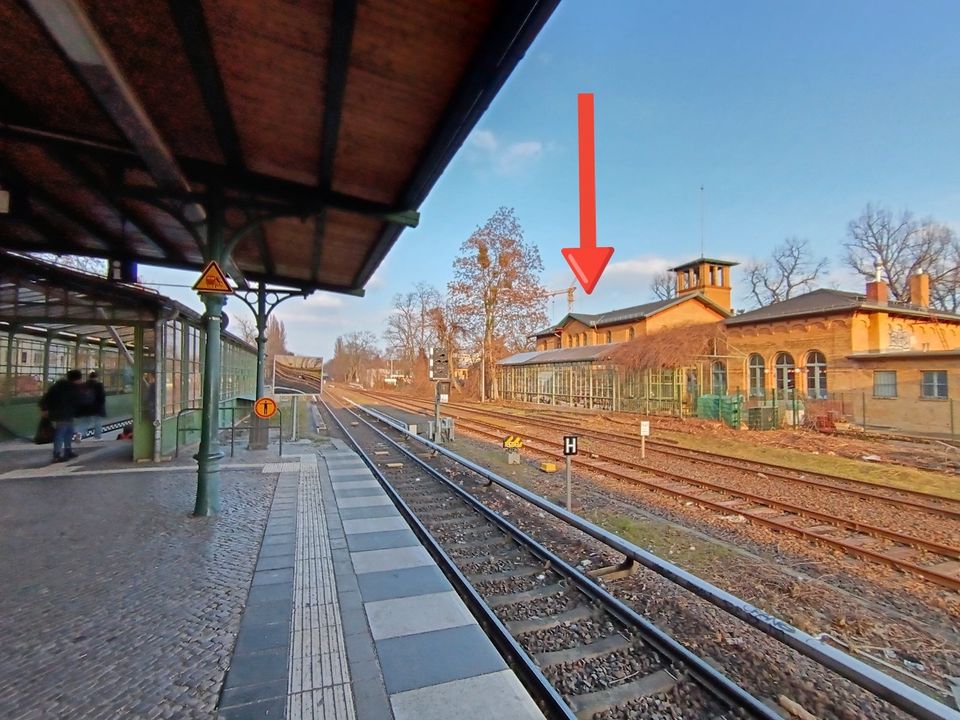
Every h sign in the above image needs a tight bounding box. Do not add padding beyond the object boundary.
[563,435,578,456]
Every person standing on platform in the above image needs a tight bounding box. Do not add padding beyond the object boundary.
[82,371,107,441]
[40,369,84,463]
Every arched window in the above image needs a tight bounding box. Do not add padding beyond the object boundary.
[775,352,795,393]
[627,327,636,341]
[605,331,612,344]
[582,333,588,346]
[748,354,765,398]
[712,361,727,395]
[806,351,827,399]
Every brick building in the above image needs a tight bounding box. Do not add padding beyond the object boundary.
[500,258,959,436]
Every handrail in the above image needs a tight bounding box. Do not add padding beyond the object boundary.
[345,398,959,720]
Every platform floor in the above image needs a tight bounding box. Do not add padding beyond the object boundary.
[0,432,544,719]
[218,438,544,720]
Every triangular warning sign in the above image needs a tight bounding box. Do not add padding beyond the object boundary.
[192,261,233,294]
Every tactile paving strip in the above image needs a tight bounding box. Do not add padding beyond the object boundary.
[287,454,356,719]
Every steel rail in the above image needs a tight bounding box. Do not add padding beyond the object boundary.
[452,397,960,509]
[357,389,960,518]
[340,390,960,584]
[434,405,960,588]
[321,399,575,720]
[338,396,960,720]
[322,396,778,719]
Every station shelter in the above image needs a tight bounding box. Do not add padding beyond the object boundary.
[0,251,255,460]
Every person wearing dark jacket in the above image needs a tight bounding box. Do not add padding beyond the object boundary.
[78,371,107,441]
[40,370,84,462]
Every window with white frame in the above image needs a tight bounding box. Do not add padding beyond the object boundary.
[873,371,897,398]
[921,370,948,399]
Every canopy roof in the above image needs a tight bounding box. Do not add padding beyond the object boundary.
[0,251,251,348]
[0,0,558,294]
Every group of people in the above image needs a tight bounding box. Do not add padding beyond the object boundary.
[39,371,107,463]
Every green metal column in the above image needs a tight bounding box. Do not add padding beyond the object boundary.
[255,283,267,399]
[42,332,53,387]
[194,193,227,517]
[4,328,14,397]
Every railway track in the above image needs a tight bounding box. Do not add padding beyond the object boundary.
[336,388,960,590]
[321,394,778,719]
[357,388,960,519]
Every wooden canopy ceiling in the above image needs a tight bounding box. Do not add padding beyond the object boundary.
[0,0,558,294]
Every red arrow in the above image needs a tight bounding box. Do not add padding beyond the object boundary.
[562,93,614,295]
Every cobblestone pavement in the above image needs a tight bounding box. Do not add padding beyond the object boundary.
[0,461,278,719]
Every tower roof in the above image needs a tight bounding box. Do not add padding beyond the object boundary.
[669,258,739,272]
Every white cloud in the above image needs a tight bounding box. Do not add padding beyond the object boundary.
[466,129,544,175]
[468,129,498,152]
[497,141,543,174]
[604,255,675,279]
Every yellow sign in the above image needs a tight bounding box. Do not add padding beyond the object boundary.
[503,435,524,449]
[254,397,278,419]
[192,261,233,294]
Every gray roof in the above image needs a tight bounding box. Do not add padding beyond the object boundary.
[726,288,960,326]
[498,345,616,366]
[532,296,697,337]
[669,257,739,271]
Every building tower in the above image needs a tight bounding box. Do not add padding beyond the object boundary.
[669,258,738,313]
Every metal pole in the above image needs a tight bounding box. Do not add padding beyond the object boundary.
[194,189,226,517]
[195,292,226,515]
[565,455,572,511]
[641,435,646,459]
[255,281,267,399]
[434,381,441,443]
[291,395,299,441]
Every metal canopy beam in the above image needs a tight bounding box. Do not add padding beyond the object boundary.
[24,0,199,211]
[0,159,135,256]
[0,86,191,264]
[311,0,358,283]
[0,124,420,227]
[169,0,244,170]
[170,0,264,283]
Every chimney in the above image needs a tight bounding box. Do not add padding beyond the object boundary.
[909,268,930,308]
[865,260,888,305]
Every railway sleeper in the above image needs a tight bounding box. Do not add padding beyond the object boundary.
[431,524,502,542]
[569,668,677,720]
[467,563,549,584]
[507,604,597,635]
[446,534,515,556]
[534,633,632,667]
[486,581,565,608]
[457,549,527,569]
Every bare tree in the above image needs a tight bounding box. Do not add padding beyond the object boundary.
[234,315,257,345]
[745,237,828,307]
[33,253,108,275]
[650,271,676,300]
[448,207,547,401]
[383,283,441,375]
[844,205,959,309]
[327,331,379,384]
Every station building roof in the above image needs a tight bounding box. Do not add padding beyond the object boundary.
[725,288,960,326]
[499,345,617,366]
[0,0,558,295]
[532,293,730,337]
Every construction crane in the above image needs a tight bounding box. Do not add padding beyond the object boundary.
[544,283,576,316]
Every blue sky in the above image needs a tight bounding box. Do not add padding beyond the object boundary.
[141,0,960,358]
